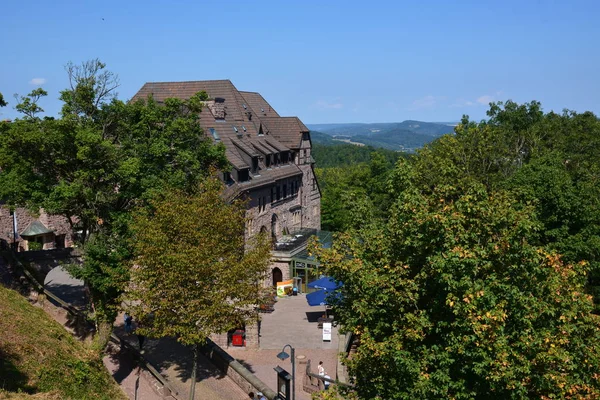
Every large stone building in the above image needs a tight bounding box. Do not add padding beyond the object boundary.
[131,80,322,291]
[132,80,323,349]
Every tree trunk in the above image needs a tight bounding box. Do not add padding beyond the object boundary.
[95,319,113,352]
[189,344,198,400]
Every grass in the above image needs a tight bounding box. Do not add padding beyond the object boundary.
[0,286,126,400]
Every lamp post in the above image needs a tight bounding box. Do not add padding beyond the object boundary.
[276,344,295,400]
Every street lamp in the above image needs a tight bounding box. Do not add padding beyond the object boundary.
[276,344,295,400]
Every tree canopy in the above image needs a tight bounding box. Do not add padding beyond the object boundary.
[314,100,600,398]
[0,60,229,349]
[126,177,271,345]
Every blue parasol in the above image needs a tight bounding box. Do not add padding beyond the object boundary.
[307,276,341,291]
[306,289,328,306]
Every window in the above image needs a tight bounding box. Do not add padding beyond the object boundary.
[276,185,281,201]
[209,128,220,141]
[313,205,318,217]
[283,184,287,198]
[247,218,254,236]
[312,178,317,191]
[258,196,267,214]
[292,210,301,224]
[223,171,233,185]
[238,169,250,182]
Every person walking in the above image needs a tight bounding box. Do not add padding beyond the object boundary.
[318,361,325,376]
[124,313,133,333]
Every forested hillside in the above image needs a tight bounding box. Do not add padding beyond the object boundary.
[314,100,600,399]
[308,121,455,151]
[312,143,403,168]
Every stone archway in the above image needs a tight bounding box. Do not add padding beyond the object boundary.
[272,267,283,287]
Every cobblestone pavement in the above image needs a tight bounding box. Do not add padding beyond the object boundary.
[228,294,341,400]
[114,321,250,400]
[102,343,164,400]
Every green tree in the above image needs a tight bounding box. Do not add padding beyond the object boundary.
[0,92,7,107]
[125,177,271,398]
[315,179,600,399]
[0,60,228,350]
[14,88,48,119]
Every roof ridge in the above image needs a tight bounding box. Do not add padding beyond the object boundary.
[143,79,234,85]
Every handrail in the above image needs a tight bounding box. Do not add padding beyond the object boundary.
[109,333,180,398]
[305,359,354,388]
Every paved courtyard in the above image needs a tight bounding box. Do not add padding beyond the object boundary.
[229,293,340,400]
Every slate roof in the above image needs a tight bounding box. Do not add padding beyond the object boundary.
[131,80,309,197]
[260,117,309,148]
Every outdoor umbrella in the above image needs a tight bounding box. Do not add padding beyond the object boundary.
[306,289,329,306]
[307,276,340,291]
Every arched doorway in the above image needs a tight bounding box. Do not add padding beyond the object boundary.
[272,267,283,287]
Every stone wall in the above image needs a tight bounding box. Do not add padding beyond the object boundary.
[0,206,74,251]
[211,320,260,350]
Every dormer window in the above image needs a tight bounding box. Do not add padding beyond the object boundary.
[238,169,250,182]
[209,128,220,141]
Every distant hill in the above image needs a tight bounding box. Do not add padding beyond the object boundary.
[309,130,337,145]
[307,121,455,151]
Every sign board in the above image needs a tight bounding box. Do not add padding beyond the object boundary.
[322,322,332,341]
[274,366,291,400]
[276,279,294,297]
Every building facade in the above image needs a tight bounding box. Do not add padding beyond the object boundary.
[132,80,322,289]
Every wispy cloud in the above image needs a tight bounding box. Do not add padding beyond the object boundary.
[313,99,343,110]
[29,78,46,85]
[476,95,495,105]
[450,99,476,108]
[409,95,438,110]
[450,91,504,108]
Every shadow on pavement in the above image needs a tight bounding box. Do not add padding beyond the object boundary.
[305,311,323,323]
[107,345,136,384]
[113,323,228,385]
[45,282,87,309]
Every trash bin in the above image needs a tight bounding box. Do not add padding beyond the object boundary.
[232,329,245,346]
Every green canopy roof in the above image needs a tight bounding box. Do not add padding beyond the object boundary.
[292,230,333,264]
[19,220,54,238]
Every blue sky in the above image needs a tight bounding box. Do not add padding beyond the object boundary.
[1,0,598,123]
